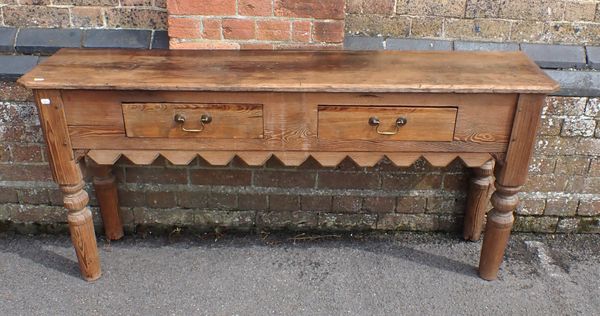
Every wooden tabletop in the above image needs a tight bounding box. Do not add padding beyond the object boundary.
[19,48,559,94]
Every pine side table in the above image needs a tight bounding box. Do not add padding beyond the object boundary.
[19,49,559,281]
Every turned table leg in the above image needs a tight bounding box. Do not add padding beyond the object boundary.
[478,94,545,280]
[478,182,519,280]
[62,180,102,281]
[463,160,494,241]
[89,162,124,240]
[35,90,102,281]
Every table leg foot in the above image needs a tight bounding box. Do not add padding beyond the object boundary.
[478,183,519,281]
[63,182,102,281]
[463,160,494,241]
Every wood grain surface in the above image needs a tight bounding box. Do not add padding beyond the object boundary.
[86,150,495,168]
[122,103,264,138]
[34,90,82,185]
[22,49,555,283]
[19,49,559,94]
[496,94,546,186]
[62,91,515,153]
[318,106,457,141]
[88,163,124,241]
[463,160,494,241]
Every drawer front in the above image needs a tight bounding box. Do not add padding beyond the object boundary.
[318,106,457,141]
[122,103,264,138]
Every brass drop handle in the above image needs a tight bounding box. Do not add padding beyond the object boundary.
[368,116,408,135]
[174,113,212,133]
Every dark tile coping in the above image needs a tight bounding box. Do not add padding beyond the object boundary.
[2,28,595,70]
[2,54,595,96]
[345,36,600,96]
[545,70,600,97]
[343,36,383,50]
[0,55,39,80]
[345,36,599,71]
[152,31,169,50]
[454,40,519,52]
[588,46,600,69]
[0,28,18,52]
[0,27,167,54]
[1,31,599,96]
[521,43,586,69]
[16,28,82,55]
[83,29,152,49]
[0,27,167,82]
[386,38,453,51]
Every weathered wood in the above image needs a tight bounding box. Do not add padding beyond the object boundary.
[160,151,198,165]
[197,152,236,166]
[236,152,272,166]
[20,50,557,282]
[85,150,499,168]
[318,106,457,141]
[463,160,494,241]
[62,181,101,281]
[87,150,122,165]
[479,94,547,281]
[309,153,348,167]
[459,153,495,167]
[19,49,559,94]
[62,91,517,152]
[35,90,101,281]
[274,152,311,166]
[122,103,264,139]
[385,153,422,167]
[479,182,520,280]
[348,153,386,167]
[496,94,546,187]
[67,203,101,281]
[88,162,124,241]
[422,153,460,167]
[119,151,160,165]
[69,133,508,153]
[34,90,81,185]
[62,91,516,139]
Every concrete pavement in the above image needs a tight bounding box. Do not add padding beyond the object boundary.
[1,231,599,315]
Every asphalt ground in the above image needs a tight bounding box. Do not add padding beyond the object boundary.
[1,231,599,315]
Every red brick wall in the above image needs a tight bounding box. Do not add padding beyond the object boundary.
[167,0,345,49]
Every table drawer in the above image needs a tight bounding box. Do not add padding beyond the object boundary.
[122,103,264,138]
[318,106,457,141]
